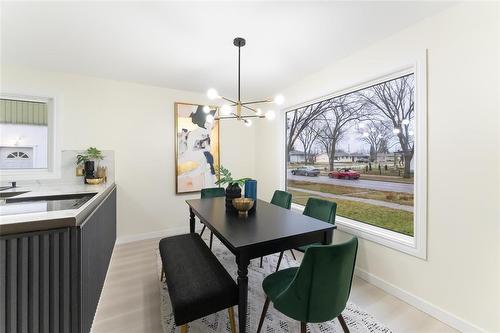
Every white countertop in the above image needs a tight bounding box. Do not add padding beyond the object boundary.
[0,181,116,234]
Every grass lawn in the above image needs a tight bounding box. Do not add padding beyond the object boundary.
[289,189,414,236]
[288,180,414,206]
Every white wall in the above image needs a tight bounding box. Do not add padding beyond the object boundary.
[255,3,499,332]
[0,66,256,239]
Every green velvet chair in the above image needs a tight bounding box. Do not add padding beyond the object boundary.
[257,237,358,333]
[259,190,293,268]
[200,187,225,249]
[275,197,337,271]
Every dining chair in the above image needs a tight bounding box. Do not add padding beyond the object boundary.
[259,190,294,268]
[200,187,225,249]
[275,197,337,271]
[257,237,358,333]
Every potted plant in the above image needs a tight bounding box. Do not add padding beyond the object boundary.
[76,147,104,183]
[215,165,250,213]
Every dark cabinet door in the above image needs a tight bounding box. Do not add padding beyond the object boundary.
[79,188,116,333]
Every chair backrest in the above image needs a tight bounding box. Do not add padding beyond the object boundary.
[303,197,336,225]
[273,237,358,323]
[200,187,225,199]
[270,190,292,210]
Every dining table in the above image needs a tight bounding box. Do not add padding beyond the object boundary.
[186,197,336,333]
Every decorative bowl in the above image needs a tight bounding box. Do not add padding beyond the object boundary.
[232,198,254,217]
[86,177,104,185]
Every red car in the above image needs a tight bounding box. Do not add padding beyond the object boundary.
[328,168,360,180]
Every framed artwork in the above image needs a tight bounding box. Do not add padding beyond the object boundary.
[175,102,220,194]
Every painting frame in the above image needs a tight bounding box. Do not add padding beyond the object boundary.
[174,102,220,194]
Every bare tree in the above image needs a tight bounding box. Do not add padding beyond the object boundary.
[315,95,368,171]
[357,121,391,162]
[297,122,320,164]
[286,99,335,161]
[359,74,415,178]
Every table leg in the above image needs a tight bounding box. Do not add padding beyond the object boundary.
[324,229,333,245]
[189,208,195,233]
[236,255,250,333]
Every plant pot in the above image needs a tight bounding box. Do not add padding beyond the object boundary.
[225,183,241,214]
[84,160,95,184]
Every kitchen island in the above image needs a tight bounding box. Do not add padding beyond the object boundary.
[0,182,117,333]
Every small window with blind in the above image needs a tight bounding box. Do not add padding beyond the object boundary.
[0,97,50,170]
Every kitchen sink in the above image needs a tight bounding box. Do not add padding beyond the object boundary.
[0,191,30,198]
[1,193,97,216]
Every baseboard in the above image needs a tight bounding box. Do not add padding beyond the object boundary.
[115,226,191,245]
[354,268,485,333]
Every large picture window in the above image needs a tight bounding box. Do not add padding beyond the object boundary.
[286,70,425,256]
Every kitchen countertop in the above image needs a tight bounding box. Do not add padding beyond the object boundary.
[0,181,116,236]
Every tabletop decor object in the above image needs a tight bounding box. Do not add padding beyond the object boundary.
[232,198,254,217]
[205,37,284,127]
[215,165,250,214]
[76,147,104,184]
[244,179,257,214]
[175,103,220,194]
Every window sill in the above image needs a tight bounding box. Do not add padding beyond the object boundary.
[291,203,426,259]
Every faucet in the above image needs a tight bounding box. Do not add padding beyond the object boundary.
[0,181,16,191]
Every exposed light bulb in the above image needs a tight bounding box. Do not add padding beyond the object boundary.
[244,119,252,127]
[206,114,214,123]
[273,94,285,105]
[256,108,263,116]
[402,118,410,125]
[207,88,219,100]
[265,110,276,120]
[220,104,232,116]
[203,105,211,114]
[393,128,401,135]
[363,132,369,137]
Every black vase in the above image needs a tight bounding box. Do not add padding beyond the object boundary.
[225,183,241,214]
[84,160,95,183]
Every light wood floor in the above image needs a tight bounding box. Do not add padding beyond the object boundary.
[91,237,456,333]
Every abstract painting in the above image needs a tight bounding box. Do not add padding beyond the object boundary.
[175,102,219,194]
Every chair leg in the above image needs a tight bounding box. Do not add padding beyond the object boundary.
[300,322,307,333]
[260,256,263,268]
[199,224,206,237]
[228,307,237,333]
[289,249,296,260]
[257,297,270,333]
[209,232,213,250]
[338,314,350,333]
[275,251,284,272]
[180,324,188,333]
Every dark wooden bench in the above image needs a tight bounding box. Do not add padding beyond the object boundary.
[159,233,238,333]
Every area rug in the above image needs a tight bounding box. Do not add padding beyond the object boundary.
[158,236,392,333]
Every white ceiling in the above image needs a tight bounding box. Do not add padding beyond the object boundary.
[1,2,452,99]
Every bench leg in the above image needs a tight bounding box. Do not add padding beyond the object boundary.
[180,324,188,333]
[228,307,237,333]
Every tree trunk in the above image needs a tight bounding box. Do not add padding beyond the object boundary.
[329,151,336,171]
[403,154,412,178]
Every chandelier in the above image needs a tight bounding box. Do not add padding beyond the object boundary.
[205,37,284,127]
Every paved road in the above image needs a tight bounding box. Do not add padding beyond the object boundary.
[288,173,414,194]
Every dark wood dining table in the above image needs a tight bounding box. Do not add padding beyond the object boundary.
[186,197,336,333]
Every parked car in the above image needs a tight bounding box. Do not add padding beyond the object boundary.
[356,158,370,163]
[291,166,321,177]
[328,168,360,180]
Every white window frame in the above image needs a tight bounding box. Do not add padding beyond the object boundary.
[282,52,427,259]
[0,93,61,180]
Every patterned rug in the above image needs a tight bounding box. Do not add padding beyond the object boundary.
[158,236,392,333]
